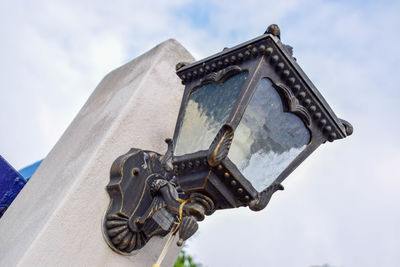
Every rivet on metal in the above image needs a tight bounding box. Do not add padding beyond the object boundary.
[230,55,236,63]
[309,105,317,112]
[188,162,193,168]
[259,45,266,53]
[324,125,332,132]
[199,67,204,74]
[329,132,337,140]
[224,172,230,178]
[238,53,244,60]
[283,70,290,77]
[217,165,223,171]
[237,188,243,194]
[217,61,223,68]
[131,168,139,176]
[180,163,185,170]
[265,47,273,56]
[277,62,284,70]
[251,47,258,55]
[293,84,301,91]
[244,195,250,201]
[211,63,216,71]
[288,77,295,84]
[195,160,201,167]
[192,70,198,78]
[304,99,311,105]
[298,92,306,99]
[271,55,279,63]
[244,51,251,58]
[319,119,327,126]
[313,112,322,120]
[230,180,237,186]
[224,58,229,65]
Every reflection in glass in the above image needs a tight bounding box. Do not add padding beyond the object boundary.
[174,72,248,156]
[228,78,310,191]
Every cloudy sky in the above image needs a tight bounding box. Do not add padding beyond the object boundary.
[1,0,399,266]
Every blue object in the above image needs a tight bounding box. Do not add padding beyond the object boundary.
[0,156,27,218]
[19,159,43,180]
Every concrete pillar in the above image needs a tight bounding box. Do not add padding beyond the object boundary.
[0,39,194,267]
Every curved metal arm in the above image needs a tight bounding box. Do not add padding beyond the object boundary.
[249,183,284,211]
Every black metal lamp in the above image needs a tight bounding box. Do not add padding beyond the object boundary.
[103,24,353,254]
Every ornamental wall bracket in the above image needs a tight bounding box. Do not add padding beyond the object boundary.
[102,141,213,254]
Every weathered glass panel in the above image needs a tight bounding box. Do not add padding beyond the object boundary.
[174,72,248,156]
[228,78,310,191]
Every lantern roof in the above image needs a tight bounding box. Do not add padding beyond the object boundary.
[176,32,352,142]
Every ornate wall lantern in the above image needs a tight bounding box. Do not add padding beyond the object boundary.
[103,24,353,255]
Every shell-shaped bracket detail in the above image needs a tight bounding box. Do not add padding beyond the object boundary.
[103,147,206,254]
[207,124,234,167]
[103,148,177,254]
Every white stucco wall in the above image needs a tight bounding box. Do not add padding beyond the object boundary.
[0,39,194,267]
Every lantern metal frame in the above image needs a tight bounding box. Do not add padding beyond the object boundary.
[102,25,353,254]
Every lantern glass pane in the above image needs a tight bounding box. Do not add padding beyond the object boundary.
[228,78,310,191]
[174,71,248,156]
